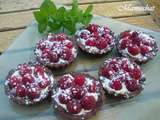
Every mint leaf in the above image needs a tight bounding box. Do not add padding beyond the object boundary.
[38,23,47,33]
[84,4,93,15]
[33,11,48,24]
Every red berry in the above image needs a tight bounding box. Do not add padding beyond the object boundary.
[61,48,72,61]
[93,32,99,38]
[9,76,22,88]
[27,88,40,99]
[96,38,108,50]
[66,42,74,49]
[48,52,59,63]
[110,80,122,90]
[71,86,85,99]
[108,61,119,71]
[34,64,44,76]
[130,68,142,80]
[58,76,72,89]
[58,94,72,104]
[131,31,138,39]
[19,64,32,75]
[122,64,131,72]
[125,80,138,92]
[22,74,34,85]
[87,24,99,33]
[42,48,50,58]
[120,31,131,38]
[101,67,114,78]
[128,45,140,56]
[88,81,97,93]
[74,74,85,86]
[16,85,26,97]
[66,100,82,114]
[120,38,132,49]
[81,96,96,110]
[140,45,150,55]
[38,80,50,88]
[132,37,141,46]
[85,40,96,46]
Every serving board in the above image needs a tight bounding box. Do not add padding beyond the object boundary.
[0,15,160,120]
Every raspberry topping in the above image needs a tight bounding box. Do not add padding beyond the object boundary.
[81,96,96,110]
[5,63,54,104]
[110,80,122,90]
[128,45,140,56]
[119,30,158,63]
[87,24,99,33]
[76,24,115,54]
[99,57,144,97]
[35,33,77,67]
[19,64,32,75]
[125,80,139,92]
[53,74,101,114]
[58,94,72,104]
[58,76,72,89]
[74,74,85,86]
[66,100,82,114]
[85,39,96,46]
[71,86,85,99]
[16,85,26,97]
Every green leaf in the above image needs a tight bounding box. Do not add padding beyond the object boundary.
[40,0,57,15]
[63,20,76,34]
[56,7,66,21]
[82,14,93,25]
[38,23,47,33]
[48,21,61,31]
[33,11,48,23]
[84,4,93,15]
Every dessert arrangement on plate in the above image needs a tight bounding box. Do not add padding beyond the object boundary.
[3,0,159,120]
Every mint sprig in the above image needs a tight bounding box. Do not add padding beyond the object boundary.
[33,0,93,34]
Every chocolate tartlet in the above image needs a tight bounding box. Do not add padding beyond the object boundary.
[99,57,145,98]
[75,24,115,55]
[117,30,158,64]
[4,62,54,105]
[52,73,103,120]
[34,33,78,68]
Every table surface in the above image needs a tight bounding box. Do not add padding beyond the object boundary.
[0,0,160,54]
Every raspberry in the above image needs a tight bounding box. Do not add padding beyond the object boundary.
[22,74,34,85]
[9,76,22,88]
[96,38,108,50]
[81,96,96,110]
[110,80,122,90]
[74,74,85,86]
[19,64,32,75]
[71,86,85,99]
[61,48,72,61]
[101,67,114,78]
[38,79,50,88]
[130,31,138,39]
[85,40,96,46]
[120,38,132,49]
[27,87,40,99]
[34,64,45,76]
[87,24,99,33]
[38,42,46,50]
[125,80,138,92]
[41,48,50,58]
[48,52,59,63]
[120,31,131,38]
[128,45,140,56]
[66,100,82,114]
[130,68,142,80]
[58,94,72,104]
[66,42,74,49]
[58,76,72,89]
[16,85,26,97]
[140,45,150,55]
